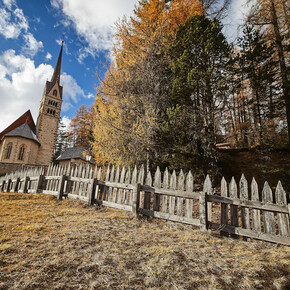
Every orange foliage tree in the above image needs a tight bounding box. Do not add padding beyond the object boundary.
[93,0,204,166]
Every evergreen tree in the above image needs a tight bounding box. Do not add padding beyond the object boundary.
[165,15,231,179]
[237,24,278,145]
[53,121,69,162]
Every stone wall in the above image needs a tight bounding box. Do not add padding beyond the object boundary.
[0,137,39,164]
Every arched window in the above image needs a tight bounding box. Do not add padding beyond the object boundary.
[52,110,55,116]
[18,145,25,161]
[5,143,13,159]
[53,90,57,96]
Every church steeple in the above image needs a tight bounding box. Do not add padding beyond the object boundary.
[50,41,63,85]
[35,42,64,165]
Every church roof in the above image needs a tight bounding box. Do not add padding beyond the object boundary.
[56,146,95,164]
[4,123,40,145]
[45,41,64,99]
[51,41,63,85]
[0,110,36,141]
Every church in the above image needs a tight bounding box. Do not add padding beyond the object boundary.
[0,43,64,168]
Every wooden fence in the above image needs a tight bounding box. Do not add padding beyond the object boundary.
[0,164,289,245]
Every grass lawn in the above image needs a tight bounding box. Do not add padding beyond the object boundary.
[0,192,289,289]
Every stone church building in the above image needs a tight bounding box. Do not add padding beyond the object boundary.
[0,43,64,170]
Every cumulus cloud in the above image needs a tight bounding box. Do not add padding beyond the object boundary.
[50,0,137,59]
[0,50,85,131]
[22,33,43,57]
[0,6,28,39]
[0,1,43,56]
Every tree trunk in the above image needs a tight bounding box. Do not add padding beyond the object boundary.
[270,0,290,143]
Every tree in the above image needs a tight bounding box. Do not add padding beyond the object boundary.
[93,0,204,167]
[53,121,69,162]
[248,0,289,143]
[237,24,278,145]
[68,104,95,148]
[167,15,231,179]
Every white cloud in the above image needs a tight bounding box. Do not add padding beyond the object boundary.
[3,0,16,10]
[0,50,85,131]
[22,33,43,57]
[46,52,52,60]
[51,0,137,59]
[0,2,43,57]
[61,115,71,130]
[61,72,85,104]
[0,7,28,39]
[85,93,94,99]
[222,0,255,42]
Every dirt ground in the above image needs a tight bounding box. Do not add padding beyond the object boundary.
[0,192,289,289]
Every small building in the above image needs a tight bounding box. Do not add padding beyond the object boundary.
[56,146,95,168]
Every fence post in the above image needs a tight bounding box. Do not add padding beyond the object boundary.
[200,175,212,231]
[36,175,44,193]
[199,191,208,231]
[132,183,141,215]
[88,178,98,206]
[57,175,66,200]
[13,178,20,193]
[6,179,12,192]
[1,180,6,192]
[23,176,29,193]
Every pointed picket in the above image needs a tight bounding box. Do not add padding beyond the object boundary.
[97,167,102,180]
[153,167,161,211]
[131,166,137,185]
[119,167,126,184]
[176,170,184,216]
[220,177,228,235]
[185,171,193,218]
[169,170,176,215]
[110,165,115,182]
[105,166,110,181]
[112,166,120,203]
[145,170,152,186]
[161,168,169,213]
[138,164,145,185]
[229,177,239,237]
[262,181,275,234]
[154,167,161,188]
[275,181,289,236]
[124,168,131,205]
[240,174,250,231]
[144,170,152,210]
[117,166,126,204]
[251,178,261,232]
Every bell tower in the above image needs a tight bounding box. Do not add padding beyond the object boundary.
[36,42,63,165]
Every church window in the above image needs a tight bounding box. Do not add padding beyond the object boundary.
[5,143,12,159]
[53,90,57,96]
[18,145,25,161]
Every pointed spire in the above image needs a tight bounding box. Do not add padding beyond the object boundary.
[51,41,63,85]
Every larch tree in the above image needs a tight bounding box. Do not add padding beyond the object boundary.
[93,0,204,167]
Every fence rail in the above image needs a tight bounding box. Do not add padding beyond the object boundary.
[0,163,289,246]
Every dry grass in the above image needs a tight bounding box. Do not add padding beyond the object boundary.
[0,193,289,290]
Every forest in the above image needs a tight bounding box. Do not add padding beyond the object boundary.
[54,0,289,184]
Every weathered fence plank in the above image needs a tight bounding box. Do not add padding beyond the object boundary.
[275,181,289,236]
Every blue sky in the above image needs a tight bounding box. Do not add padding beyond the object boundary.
[0,0,250,131]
